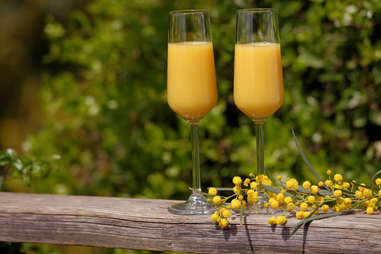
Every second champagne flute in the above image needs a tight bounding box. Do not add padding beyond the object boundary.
[167,10,217,215]
[234,8,284,213]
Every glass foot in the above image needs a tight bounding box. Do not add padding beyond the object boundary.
[168,192,214,215]
[233,206,281,215]
[245,203,282,215]
[239,191,282,215]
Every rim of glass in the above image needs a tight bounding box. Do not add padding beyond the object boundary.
[237,8,275,13]
[169,9,208,15]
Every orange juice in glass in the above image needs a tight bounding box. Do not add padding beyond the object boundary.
[167,41,217,124]
[234,9,284,213]
[234,42,283,122]
[167,10,217,215]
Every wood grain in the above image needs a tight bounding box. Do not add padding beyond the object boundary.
[0,192,380,253]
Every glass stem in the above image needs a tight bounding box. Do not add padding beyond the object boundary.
[255,122,265,176]
[191,123,201,193]
[255,121,265,207]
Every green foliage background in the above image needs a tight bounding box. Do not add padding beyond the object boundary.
[4,0,381,197]
[1,0,381,252]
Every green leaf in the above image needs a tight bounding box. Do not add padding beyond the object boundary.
[291,128,323,183]
[318,189,332,196]
[262,184,281,193]
[371,169,381,191]
[290,210,354,237]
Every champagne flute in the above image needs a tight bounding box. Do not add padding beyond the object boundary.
[167,10,217,215]
[234,9,284,213]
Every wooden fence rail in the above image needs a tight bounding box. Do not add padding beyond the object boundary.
[0,192,381,253]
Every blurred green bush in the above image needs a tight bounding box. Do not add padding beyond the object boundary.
[3,0,381,201]
[1,0,381,253]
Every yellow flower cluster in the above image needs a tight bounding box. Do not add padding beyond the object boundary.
[207,175,272,228]
[208,187,232,228]
[286,178,298,191]
[207,171,381,228]
[268,215,287,225]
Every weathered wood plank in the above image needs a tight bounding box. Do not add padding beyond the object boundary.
[0,192,380,253]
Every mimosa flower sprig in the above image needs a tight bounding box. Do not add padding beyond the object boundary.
[206,172,381,232]
[204,129,381,236]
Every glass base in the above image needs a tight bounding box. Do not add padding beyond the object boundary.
[241,191,281,215]
[233,205,282,215]
[168,192,214,215]
[245,204,282,215]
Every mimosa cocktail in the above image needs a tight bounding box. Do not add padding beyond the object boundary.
[167,42,217,123]
[234,42,283,122]
[167,10,216,215]
[234,9,284,213]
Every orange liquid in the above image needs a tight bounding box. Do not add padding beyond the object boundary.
[167,42,217,123]
[234,42,284,122]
